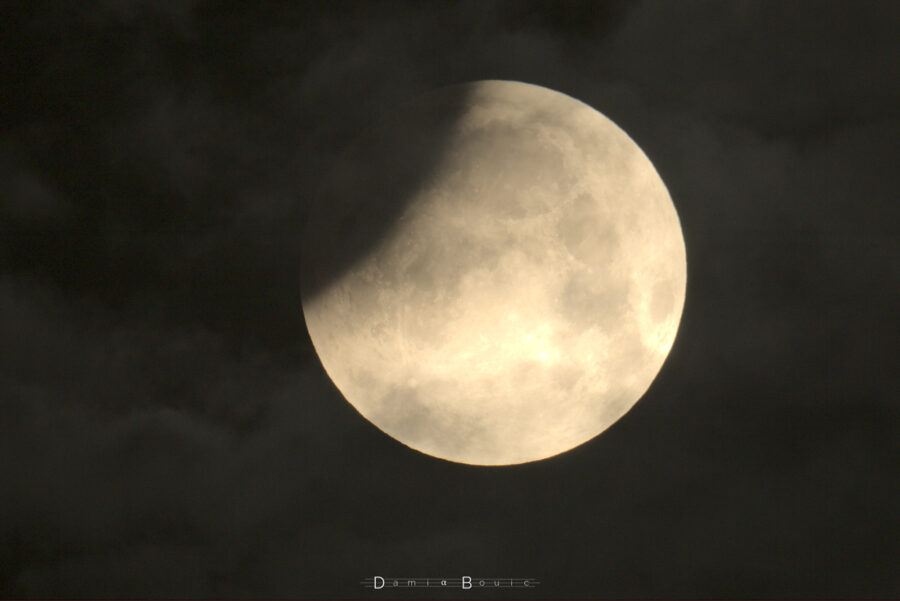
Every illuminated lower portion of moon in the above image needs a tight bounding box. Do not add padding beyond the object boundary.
[302,80,686,465]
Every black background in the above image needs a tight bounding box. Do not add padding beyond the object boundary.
[1,1,897,598]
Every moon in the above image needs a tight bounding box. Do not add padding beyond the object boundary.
[301,80,686,466]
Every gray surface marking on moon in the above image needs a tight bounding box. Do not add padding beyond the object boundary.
[302,80,686,465]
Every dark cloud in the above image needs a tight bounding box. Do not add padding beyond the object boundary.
[0,1,896,598]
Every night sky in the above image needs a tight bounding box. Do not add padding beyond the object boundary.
[1,1,897,599]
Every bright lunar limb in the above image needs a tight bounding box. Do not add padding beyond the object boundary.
[301,80,686,466]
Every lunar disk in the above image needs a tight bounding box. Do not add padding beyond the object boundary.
[302,80,686,465]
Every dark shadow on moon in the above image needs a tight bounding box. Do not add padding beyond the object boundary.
[301,84,475,304]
